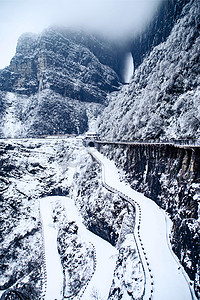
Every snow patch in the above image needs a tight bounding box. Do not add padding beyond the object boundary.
[2,92,24,138]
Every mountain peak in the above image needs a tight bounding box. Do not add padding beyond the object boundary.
[0,27,121,101]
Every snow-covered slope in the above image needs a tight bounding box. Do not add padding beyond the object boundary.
[0,89,106,137]
[0,137,142,299]
[0,138,75,298]
[1,137,199,299]
[98,0,200,141]
[90,148,196,300]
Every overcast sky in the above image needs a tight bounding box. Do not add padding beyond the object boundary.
[0,0,163,69]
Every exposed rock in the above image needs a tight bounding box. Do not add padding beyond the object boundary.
[0,28,120,104]
[98,142,200,297]
[131,0,191,69]
[98,0,200,141]
[0,28,122,137]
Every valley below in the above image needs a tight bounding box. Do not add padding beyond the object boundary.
[0,136,199,299]
[0,1,199,299]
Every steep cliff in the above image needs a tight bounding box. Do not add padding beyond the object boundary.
[98,0,200,141]
[97,142,200,297]
[131,0,191,69]
[0,28,120,103]
[0,28,122,137]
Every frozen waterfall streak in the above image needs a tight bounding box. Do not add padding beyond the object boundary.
[88,148,197,300]
[40,198,64,300]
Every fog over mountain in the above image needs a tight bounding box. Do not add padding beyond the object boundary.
[0,0,163,68]
[0,0,200,299]
[98,0,200,141]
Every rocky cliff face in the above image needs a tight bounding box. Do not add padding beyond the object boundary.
[98,0,200,141]
[98,142,200,297]
[131,0,191,69]
[0,28,120,103]
[0,28,122,137]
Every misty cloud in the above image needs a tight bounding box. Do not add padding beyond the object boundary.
[0,0,163,68]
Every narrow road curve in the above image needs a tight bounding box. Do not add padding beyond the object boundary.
[89,148,197,300]
[40,195,117,300]
[61,196,117,300]
[40,197,64,300]
[103,181,153,299]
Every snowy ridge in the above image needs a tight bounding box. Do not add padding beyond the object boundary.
[89,148,197,300]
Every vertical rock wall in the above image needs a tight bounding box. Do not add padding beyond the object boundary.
[97,142,200,297]
[130,0,191,69]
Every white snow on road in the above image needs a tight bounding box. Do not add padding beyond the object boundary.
[61,195,118,300]
[40,197,64,300]
[89,148,196,300]
[40,194,117,300]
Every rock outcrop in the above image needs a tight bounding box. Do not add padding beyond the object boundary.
[98,0,200,141]
[97,142,200,298]
[0,28,120,103]
[0,28,122,137]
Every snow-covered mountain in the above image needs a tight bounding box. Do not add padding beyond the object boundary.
[0,28,120,100]
[131,0,191,69]
[0,0,200,299]
[0,28,122,137]
[98,0,200,141]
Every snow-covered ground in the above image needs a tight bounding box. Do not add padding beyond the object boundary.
[89,148,197,300]
[40,197,64,300]
[40,194,117,300]
[1,137,197,299]
[2,92,23,137]
[62,195,118,300]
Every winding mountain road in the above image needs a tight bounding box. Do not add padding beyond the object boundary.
[40,195,117,300]
[40,197,64,300]
[89,148,197,300]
